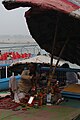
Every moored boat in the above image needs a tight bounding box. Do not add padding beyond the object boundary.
[0,75,21,91]
[0,64,21,91]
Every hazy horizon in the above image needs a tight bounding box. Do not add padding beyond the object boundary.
[0,34,36,43]
[0,0,30,36]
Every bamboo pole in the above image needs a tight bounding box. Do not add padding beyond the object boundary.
[52,38,69,76]
[48,13,60,86]
[50,13,60,68]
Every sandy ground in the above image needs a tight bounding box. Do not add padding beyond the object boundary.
[0,105,80,120]
[0,86,80,120]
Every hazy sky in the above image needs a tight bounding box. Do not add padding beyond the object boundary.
[0,0,30,35]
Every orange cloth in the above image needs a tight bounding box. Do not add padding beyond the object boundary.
[63,84,80,94]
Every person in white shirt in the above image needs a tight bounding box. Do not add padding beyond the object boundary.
[66,72,78,85]
[9,72,17,99]
[61,63,78,85]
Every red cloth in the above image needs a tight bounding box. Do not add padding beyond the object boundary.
[16,0,79,13]
[3,0,80,13]
[0,97,20,109]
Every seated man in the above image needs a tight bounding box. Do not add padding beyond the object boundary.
[18,63,39,94]
[9,64,40,103]
[66,72,78,85]
[61,63,78,85]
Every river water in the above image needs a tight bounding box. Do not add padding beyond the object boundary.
[0,43,48,65]
[0,43,47,55]
[0,43,80,69]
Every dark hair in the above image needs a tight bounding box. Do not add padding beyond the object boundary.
[28,63,36,69]
[61,63,69,68]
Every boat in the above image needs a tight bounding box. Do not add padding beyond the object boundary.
[0,64,21,91]
[0,75,21,91]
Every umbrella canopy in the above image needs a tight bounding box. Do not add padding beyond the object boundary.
[10,55,61,65]
[20,55,61,65]
[2,0,80,66]
[19,55,54,64]
[10,55,80,69]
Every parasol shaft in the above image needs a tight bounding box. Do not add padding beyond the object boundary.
[50,13,60,68]
[52,38,69,76]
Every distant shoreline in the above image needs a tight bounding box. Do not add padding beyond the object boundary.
[0,35,36,44]
[0,42,36,44]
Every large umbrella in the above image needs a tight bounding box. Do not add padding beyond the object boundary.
[10,55,62,66]
[2,0,80,67]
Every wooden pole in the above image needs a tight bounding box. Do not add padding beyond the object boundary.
[48,13,60,87]
[52,38,69,76]
[50,13,60,68]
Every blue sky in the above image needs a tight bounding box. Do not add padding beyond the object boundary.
[0,0,30,35]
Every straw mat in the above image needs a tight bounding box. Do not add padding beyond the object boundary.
[63,84,80,93]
